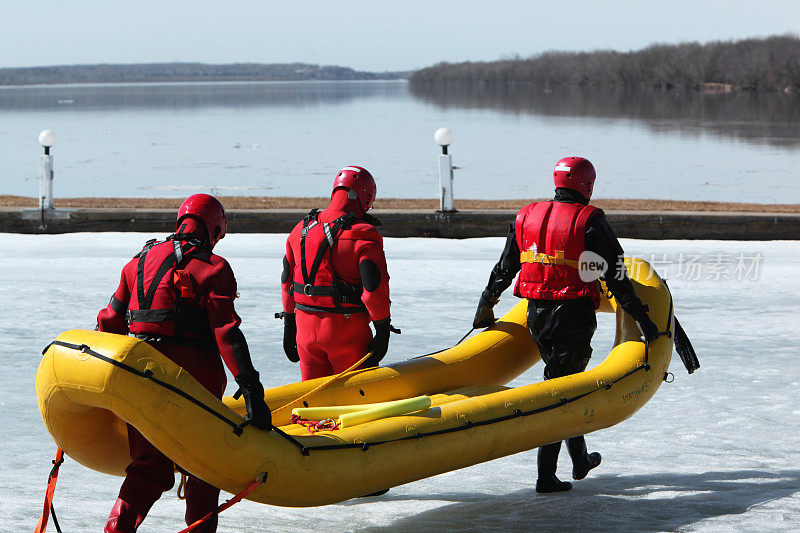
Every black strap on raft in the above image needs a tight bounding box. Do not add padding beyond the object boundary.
[45,340,254,437]
[295,209,367,313]
[643,297,672,370]
[411,327,476,360]
[274,361,653,457]
[673,317,700,374]
[660,280,699,374]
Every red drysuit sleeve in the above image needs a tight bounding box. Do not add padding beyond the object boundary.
[97,261,133,334]
[350,228,391,322]
[204,257,255,377]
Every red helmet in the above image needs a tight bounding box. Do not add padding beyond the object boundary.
[177,194,227,248]
[332,166,377,211]
[553,157,596,199]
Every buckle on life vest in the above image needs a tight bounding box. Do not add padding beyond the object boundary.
[520,250,578,268]
[303,284,314,296]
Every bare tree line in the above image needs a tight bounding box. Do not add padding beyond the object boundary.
[0,62,406,86]
[411,35,800,92]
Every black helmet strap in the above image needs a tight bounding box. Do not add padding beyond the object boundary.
[176,213,212,248]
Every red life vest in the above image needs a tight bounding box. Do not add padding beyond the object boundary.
[513,201,602,307]
[289,210,368,314]
[125,235,215,347]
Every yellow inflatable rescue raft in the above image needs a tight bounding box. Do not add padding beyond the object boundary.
[37,258,675,506]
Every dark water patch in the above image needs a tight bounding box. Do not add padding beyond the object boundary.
[410,82,800,148]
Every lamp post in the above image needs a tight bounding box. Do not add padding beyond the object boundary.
[38,130,56,210]
[434,127,455,212]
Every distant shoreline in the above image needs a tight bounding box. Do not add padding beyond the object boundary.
[0,62,409,87]
[0,79,408,90]
[2,195,798,214]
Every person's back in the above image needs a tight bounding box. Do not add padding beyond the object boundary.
[280,166,396,380]
[97,194,269,532]
[473,157,658,493]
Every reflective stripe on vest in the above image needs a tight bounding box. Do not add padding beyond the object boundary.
[519,249,580,269]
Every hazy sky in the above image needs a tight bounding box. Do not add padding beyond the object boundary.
[1,1,797,71]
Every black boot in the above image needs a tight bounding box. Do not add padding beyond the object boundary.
[536,442,572,493]
[567,436,601,480]
[536,475,572,493]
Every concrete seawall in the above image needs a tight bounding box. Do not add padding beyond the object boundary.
[3,207,799,240]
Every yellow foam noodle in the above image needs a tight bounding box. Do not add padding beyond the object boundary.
[292,400,402,419]
[338,396,432,428]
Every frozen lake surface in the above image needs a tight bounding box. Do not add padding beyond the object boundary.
[1,233,798,531]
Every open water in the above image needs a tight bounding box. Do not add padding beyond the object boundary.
[1,81,799,203]
[1,234,798,531]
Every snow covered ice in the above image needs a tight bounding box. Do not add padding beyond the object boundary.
[2,233,798,531]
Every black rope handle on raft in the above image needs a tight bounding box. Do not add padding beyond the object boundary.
[267,361,654,455]
[640,288,675,369]
[411,326,477,360]
[45,341,251,436]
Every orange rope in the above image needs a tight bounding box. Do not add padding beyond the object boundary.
[177,473,267,533]
[271,351,373,417]
[290,414,341,434]
[34,447,64,533]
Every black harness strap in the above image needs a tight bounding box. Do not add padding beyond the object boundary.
[134,240,158,308]
[136,242,179,312]
[299,209,320,285]
[128,309,175,322]
[295,211,366,312]
[128,236,216,348]
[300,211,355,285]
[306,221,334,283]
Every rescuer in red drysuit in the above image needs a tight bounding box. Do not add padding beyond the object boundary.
[97,194,270,532]
[472,157,660,494]
[279,165,397,381]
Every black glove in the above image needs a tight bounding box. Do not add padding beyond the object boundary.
[234,371,271,430]
[617,294,659,343]
[365,318,399,368]
[637,316,660,343]
[276,312,299,363]
[472,291,498,329]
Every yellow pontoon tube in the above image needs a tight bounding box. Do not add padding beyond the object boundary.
[36,258,674,507]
